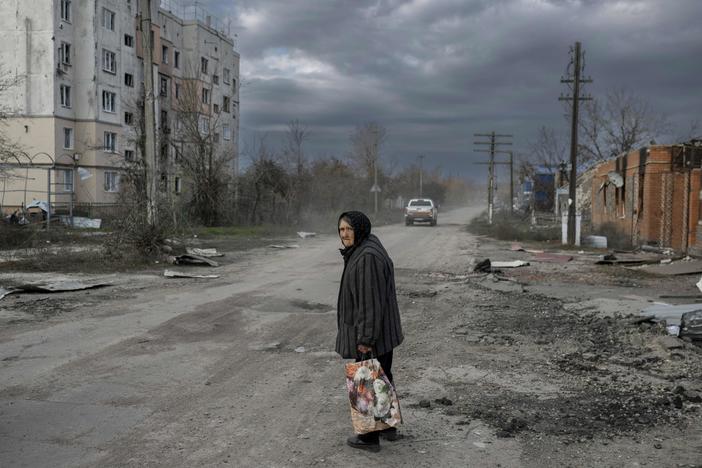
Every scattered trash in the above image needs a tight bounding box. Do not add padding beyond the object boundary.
[473,259,491,273]
[163,270,220,279]
[418,399,431,408]
[640,245,675,256]
[666,325,681,337]
[185,247,224,258]
[294,346,306,353]
[584,235,607,249]
[269,244,300,249]
[660,258,673,264]
[490,260,530,268]
[167,254,219,267]
[297,231,317,239]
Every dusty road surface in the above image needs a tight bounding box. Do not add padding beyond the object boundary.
[1,206,701,467]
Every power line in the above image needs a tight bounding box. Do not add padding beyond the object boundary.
[474,132,513,223]
[558,41,592,245]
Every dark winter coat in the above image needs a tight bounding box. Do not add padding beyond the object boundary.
[336,231,404,359]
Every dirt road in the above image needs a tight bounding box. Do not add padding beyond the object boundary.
[1,207,701,467]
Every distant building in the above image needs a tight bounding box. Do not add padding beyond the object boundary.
[590,143,702,253]
[0,0,239,215]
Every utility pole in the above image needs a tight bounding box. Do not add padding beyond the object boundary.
[140,0,158,226]
[418,154,424,197]
[559,41,592,245]
[474,132,512,224]
[508,151,514,214]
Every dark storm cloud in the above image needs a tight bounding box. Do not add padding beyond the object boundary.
[201,0,702,177]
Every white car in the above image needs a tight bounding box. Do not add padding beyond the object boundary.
[404,198,438,226]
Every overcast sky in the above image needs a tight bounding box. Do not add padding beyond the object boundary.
[200,0,701,180]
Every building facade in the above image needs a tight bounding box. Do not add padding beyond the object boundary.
[591,143,702,253]
[0,0,239,215]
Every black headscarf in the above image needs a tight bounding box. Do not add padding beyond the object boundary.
[338,211,372,263]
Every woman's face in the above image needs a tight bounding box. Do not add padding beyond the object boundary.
[338,219,355,248]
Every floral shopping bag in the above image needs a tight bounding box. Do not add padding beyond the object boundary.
[345,358,402,434]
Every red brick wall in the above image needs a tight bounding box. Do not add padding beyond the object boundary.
[590,146,699,252]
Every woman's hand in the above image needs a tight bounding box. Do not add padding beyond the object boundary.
[357,344,372,354]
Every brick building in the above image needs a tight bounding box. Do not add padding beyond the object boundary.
[591,143,702,253]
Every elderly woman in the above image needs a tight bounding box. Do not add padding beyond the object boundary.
[336,211,404,452]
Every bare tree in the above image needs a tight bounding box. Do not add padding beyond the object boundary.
[349,122,386,179]
[528,126,567,171]
[283,120,309,221]
[579,88,670,163]
[170,72,233,226]
[0,68,24,179]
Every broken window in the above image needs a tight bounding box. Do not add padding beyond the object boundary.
[104,171,119,192]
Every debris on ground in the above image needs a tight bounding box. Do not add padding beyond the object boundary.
[636,259,702,276]
[167,254,219,267]
[185,247,224,258]
[510,243,544,254]
[473,259,491,273]
[297,232,317,239]
[0,279,110,300]
[491,260,530,269]
[294,346,306,353]
[163,270,220,279]
[269,244,300,249]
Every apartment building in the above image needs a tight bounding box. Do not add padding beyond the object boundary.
[0,0,239,215]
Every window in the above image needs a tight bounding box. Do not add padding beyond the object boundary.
[102,49,116,73]
[223,96,230,113]
[174,176,181,193]
[201,57,208,74]
[202,88,210,104]
[223,125,231,141]
[102,8,115,31]
[159,76,169,97]
[124,112,133,125]
[124,34,134,47]
[213,74,219,85]
[213,133,220,143]
[124,73,134,87]
[102,90,116,112]
[174,50,180,69]
[213,103,219,114]
[232,78,237,93]
[223,68,230,84]
[63,127,73,149]
[59,42,71,65]
[104,171,119,192]
[60,84,71,107]
[174,82,181,99]
[103,131,117,152]
[125,149,135,162]
[162,45,169,64]
[60,0,71,22]
[161,110,168,128]
[199,116,209,135]
[61,169,73,192]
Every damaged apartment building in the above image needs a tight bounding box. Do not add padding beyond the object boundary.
[0,0,239,216]
[591,142,702,254]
